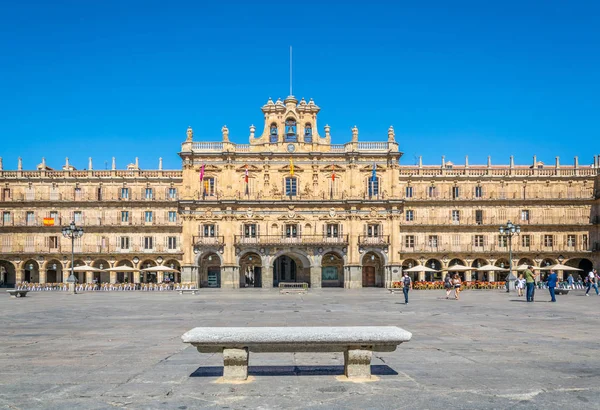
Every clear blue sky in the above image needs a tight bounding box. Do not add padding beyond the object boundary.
[1,0,599,170]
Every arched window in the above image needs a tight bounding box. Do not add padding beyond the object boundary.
[269,123,278,143]
[304,123,312,143]
[285,118,297,142]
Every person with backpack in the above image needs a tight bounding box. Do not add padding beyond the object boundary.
[402,272,412,304]
[444,273,453,299]
[585,268,599,296]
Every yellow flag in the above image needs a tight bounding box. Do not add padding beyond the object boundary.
[290,157,294,176]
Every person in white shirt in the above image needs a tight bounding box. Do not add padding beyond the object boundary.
[585,269,599,296]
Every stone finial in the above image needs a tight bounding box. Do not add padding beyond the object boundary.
[324,124,331,139]
[465,155,469,168]
[65,157,70,169]
[135,157,139,169]
[555,156,560,169]
[418,156,423,168]
[441,155,445,168]
[574,156,579,169]
[249,124,255,139]
[159,157,163,170]
[533,155,537,167]
[88,157,93,170]
[510,155,514,168]
[387,126,395,142]
[221,125,229,142]
[41,157,46,169]
[186,126,193,142]
[112,157,116,170]
[351,125,358,142]
[0,157,3,171]
[487,156,491,168]
[18,157,22,170]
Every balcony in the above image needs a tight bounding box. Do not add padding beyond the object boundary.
[234,234,349,246]
[358,235,390,246]
[193,236,225,246]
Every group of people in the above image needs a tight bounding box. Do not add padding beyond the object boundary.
[400,272,463,304]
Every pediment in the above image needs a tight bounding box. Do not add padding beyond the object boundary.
[360,164,386,172]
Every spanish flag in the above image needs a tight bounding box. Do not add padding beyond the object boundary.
[331,164,335,181]
[290,157,294,176]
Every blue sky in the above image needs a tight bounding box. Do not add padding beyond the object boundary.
[1,0,599,170]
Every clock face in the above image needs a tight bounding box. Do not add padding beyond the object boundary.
[287,144,296,153]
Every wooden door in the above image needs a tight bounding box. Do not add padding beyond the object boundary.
[362,266,375,287]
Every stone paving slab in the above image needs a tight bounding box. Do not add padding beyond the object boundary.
[1,288,599,409]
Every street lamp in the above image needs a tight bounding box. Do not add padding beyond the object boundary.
[62,220,84,294]
[499,220,520,292]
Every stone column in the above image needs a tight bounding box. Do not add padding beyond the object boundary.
[345,265,362,288]
[63,269,70,282]
[557,270,564,281]
[39,269,47,284]
[465,271,472,282]
[310,266,322,289]
[180,265,195,283]
[221,266,239,289]
[388,264,402,287]
[110,272,117,284]
[222,347,249,381]
[133,271,140,284]
[262,264,273,289]
[418,271,425,282]
[86,271,93,283]
[16,268,24,283]
[344,347,372,379]
[157,272,164,283]
[488,272,495,282]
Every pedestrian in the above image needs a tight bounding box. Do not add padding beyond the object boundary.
[567,274,574,290]
[585,268,599,296]
[452,273,462,300]
[524,265,535,302]
[402,272,412,304]
[547,270,558,302]
[444,273,453,299]
[516,274,525,297]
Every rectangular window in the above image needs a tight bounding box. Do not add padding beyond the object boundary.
[475,186,483,198]
[428,186,437,198]
[49,236,59,249]
[144,236,153,250]
[285,177,297,196]
[244,224,257,238]
[26,211,35,225]
[567,234,576,247]
[428,235,438,248]
[368,177,380,197]
[405,235,415,248]
[406,210,414,222]
[452,186,460,199]
[1,188,11,201]
[498,235,507,248]
[168,236,177,250]
[367,224,380,237]
[285,224,298,238]
[120,188,129,199]
[203,178,216,196]
[544,235,554,247]
[121,211,129,223]
[475,210,483,225]
[145,188,153,200]
[49,211,58,222]
[203,224,216,237]
[74,211,82,223]
[3,211,11,225]
[521,235,531,247]
[168,187,177,199]
[326,224,339,237]
[452,210,460,224]
[474,235,484,247]
[521,210,530,221]
[452,235,461,247]
[405,186,413,198]
[145,211,153,223]
[168,211,177,222]
[74,187,82,200]
[120,236,130,250]
[583,234,588,250]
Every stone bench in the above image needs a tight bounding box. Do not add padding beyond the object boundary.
[181,326,412,381]
[178,289,198,295]
[278,282,308,294]
[6,290,29,298]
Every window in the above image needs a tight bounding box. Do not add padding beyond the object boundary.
[50,211,58,222]
[145,211,153,223]
[168,236,177,250]
[168,211,177,223]
[144,236,153,250]
[203,224,216,237]
[583,234,588,250]
[285,177,297,196]
[451,235,461,247]
[544,235,554,247]
[326,224,339,237]
[1,188,10,201]
[521,210,530,221]
[521,235,531,247]
[428,235,438,248]
[405,186,413,198]
[285,118,297,142]
[168,187,177,199]
[97,187,103,201]
[26,211,35,225]
[498,235,507,248]
[567,235,576,247]
[368,177,380,197]
[452,210,460,224]
[475,186,483,198]
[406,210,414,222]
[304,123,312,143]
[120,188,129,199]
[366,224,380,237]
[49,236,59,249]
[202,177,215,196]
[121,211,129,223]
[473,235,484,247]
[244,224,257,238]
[74,211,82,223]
[2,211,10,225]
[475,210,483,225]
[404,235,415,248]
[269,123,278,143]
[285,224,298,238]
[145,188,153,200]
[428,186,437,198]
[452,186,460,199]
[120,236,130,250]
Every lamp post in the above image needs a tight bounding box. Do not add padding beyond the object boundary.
[62,221,84,294]
[499,220,520,292]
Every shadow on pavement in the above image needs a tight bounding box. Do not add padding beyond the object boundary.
[190,364,398,377]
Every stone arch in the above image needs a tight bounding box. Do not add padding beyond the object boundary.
[448,258,467,267]
[113,259,135,284]
[163,259,181,284]
[518,257,535,267]
[93,258,111,283]
[541,258,556,269]
[361,251,385,287]
[271,249,312,287]
[564,258,592,281]
[238,251,262,288]
[0,260,16,287]
[140,259,158,284]
[23,259,40,283]
[401,258,420,282]
[494,258,511,281]
[198,251,222,288]
[321,251,344,288]
[425,258,443,282]
[44,259,63,283]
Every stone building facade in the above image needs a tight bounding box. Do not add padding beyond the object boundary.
[1,95,599,288]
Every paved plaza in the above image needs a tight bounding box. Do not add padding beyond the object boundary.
[1,288,600,409]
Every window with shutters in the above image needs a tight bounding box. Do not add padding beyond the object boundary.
[404,235,415,248]
[203,224,216,237]
[475,186,483,198]
[428,186,437,198]
[544,235,554,247]
[120,236,130,250]
[121,211,129,223]
[405,186,413,198]
[120,187,129,199]
[473,235,484,247]
[452,210,460,224]
[326,224,339,238]
[475,210,483,225]
[498,235,507,248]
[168,211,177,223]
[285,177,297,196]
[521,209,530,221]
[583,235,588,250]
[168,187,177,199]
[74,187,82,200]
[49,236,58,249]
[26,211,35,225]
[567,235,576,247]
[405,210,414,222]
[73,211,82,223]
[144,236,153,250]
[97,187,103,201]
[367,177,380,197]
[168,236,177,250]
[49,211,58,224]
[1,188,11,201]
[366,224,380,237]
[451,235,461,247]
[202,177,216,196]
[25,236,34,252]
[244,224,257,238]
[3,211,11,225]
[144,211,153,223]
[452,186,460,199]
[285,224,298,238]
[521,235,531,247]
[428,235,438,248]
[145,188,153,200]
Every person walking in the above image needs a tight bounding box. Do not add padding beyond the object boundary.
[402,272,412,304]
[567,274,574,290]
[585,268,599,296]
[524,265,535,302]
[452,273,462,300]
[516,274,525,297]
[444,273,453,299]
[547,270,558,302]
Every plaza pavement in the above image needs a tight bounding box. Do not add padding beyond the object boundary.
[1,287,599,410]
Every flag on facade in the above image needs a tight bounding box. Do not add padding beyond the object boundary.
[331,164,335,181]
[199,164,205,199]
[244,165,249,196]
[290,157,294,176]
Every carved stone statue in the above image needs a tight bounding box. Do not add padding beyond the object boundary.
[186,126,193,142]
[222,125,229,142]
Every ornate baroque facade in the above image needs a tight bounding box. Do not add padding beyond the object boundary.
[1,95,599,288]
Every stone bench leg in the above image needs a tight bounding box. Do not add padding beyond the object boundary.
[344,347,372,379]
[223,347,249,381]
